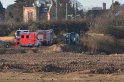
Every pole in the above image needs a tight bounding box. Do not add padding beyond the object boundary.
[47,12,50,21]
[56,0,58,21]
[112,0,114,12]
[47,0,53,21]
[75,2,77,20]
[66,3,68,20]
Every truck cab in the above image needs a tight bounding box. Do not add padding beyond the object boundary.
[15,29,29,38]
[64,32,80,45]
[19,32,40,47]
[15,29,30,46]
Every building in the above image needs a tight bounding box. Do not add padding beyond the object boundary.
[23,0,51,22]
[92,7,102,10]
[0,1,5,21]
[86,3,108,18]
[23,7,38,22]
[103,3,106,10]
[23,0,79,22]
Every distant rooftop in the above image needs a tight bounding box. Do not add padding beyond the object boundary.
[92,7,103,10]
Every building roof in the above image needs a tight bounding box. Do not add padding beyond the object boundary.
[92,7,102,11]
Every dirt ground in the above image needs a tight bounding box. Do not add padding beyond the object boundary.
[0,36,15,42]
[1,72,124,82]
[1,53,124,82]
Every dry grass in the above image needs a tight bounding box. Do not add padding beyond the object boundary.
[0,36,15,42]
[81,34,123,54]
[44,45,62,53]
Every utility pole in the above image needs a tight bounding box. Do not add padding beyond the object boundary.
[56,0,58,21]
[112,0,115,12]
[66,3,68,20]
[74,1,77,20]
[111,0,115,21]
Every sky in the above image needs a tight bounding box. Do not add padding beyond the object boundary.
[1,0,124,9]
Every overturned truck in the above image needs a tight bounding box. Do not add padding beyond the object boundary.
[64,32,80,45]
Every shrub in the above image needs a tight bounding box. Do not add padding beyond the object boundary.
[0,21,88,36]
[89,16,124,39]
[106,26,124,39]
[82,35,124,54]
[89,17,111,34]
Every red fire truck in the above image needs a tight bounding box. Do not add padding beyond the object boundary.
[37,29,53,46]
[15,29,53,47]
[19,32,41,47]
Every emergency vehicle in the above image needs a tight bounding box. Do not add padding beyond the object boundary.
[15,29,30,46]
[15,29,53,47]
[15,29,29,38]
[19,32,40,47]
[64,32,80,45]
[37,29,53,46]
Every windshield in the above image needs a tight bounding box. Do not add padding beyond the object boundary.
[16,30,29,37]
[17,31,20,37]
[70,33,76,41]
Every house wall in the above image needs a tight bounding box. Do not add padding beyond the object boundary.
[23,7,38,22]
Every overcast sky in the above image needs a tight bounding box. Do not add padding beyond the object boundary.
[1,0,124,9]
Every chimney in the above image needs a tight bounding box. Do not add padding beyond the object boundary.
[103,3,106,10]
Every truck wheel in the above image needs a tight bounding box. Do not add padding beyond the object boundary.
[5,44,9,48]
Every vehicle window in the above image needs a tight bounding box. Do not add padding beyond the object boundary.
[24,31,28,33]
[17,31,20,37]
[71,33,76,40]
[21,35,24,38]
[26,35,29,38]
[0,41,3,44]
[38,35,43,40]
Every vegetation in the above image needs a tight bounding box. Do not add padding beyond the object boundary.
[1,1,124,54]
[84,9,124,54]
[0,21,88,36]
[5,0,83,22]
[1,17,124,54]
[82,35,124,54]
